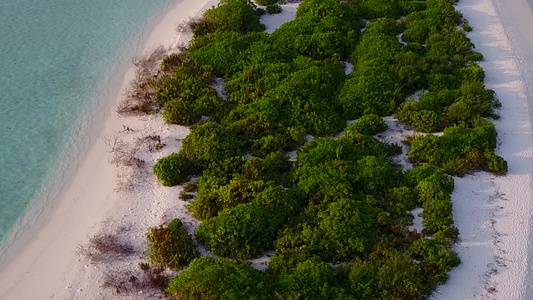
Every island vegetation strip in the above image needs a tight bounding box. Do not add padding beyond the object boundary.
[88,0,508,298]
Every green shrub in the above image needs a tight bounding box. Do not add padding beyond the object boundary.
[183,182,198,193]
[387,186,417,215]
[405,165,455,194]
[339,72,403,119]
[463,22,473,32]
[146,219,199,270]
[346,114,388,135]
[300,197,386,261]
[190,0,265,37]
[190,175,296,219]
[157,60,225,125]
[410,238,460,284]
[408,125,506,175]
[349,260,380,299]
[195,203,282,259]
[358,0,403,19]
[354,156,403,196]
[395,102,443,133]
[166,257,275,299]
[187,153,294,218]
[179,189,195,201]
[269,15,355,61]
[162,98,201,125]
[153,153,193,186]
[486,151,508,175]
[376,250,430,299]
[266,4,282,14]
[255,0,277,4]
[277,259,353,299]
[181,122,245,168]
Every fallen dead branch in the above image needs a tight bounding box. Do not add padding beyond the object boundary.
[76,229,135,263]
[102,264,169,296]
[117,46,169,115]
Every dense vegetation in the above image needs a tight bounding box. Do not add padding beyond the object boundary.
[144,0,507,298]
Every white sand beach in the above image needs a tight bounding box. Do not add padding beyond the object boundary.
[432,0,533,298]
[0,0,218,298]
[1,0,533,298]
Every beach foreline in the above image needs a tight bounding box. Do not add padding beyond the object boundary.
[431,0,533,298]
[0,0,217,298]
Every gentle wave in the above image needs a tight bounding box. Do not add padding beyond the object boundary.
[0,0,174,246]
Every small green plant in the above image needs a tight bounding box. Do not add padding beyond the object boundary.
[179,189,195,201]
[463,21,473,32]
[346,114,388,135]
[255,0,277,5]
[266,4,282,14]
[183,182,198,193]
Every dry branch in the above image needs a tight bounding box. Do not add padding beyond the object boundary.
[117,46,169,115]
[102,264,169,296]
[77,230,135,263]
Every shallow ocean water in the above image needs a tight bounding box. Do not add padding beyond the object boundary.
[0,0,173,244]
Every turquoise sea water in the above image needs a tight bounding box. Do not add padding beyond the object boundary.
[0,0,174,244]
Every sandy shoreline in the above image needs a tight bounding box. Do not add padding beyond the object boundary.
[1,0,533,298]
[431,0,533,298]
[0,0,216,298]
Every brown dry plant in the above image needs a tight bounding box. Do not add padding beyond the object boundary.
[76,229,135,263]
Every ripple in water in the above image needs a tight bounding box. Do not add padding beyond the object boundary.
[0,0,173,244]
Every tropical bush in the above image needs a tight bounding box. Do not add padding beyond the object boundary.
[409,125,507,175]
[195,203,283,259]
[166,256,275,299]
[146,219,199,270]
[153,153,193,186]
[346,114,388,135]
[255,0,277,4]
[180,121,245,168]
[266,4,282,14]
[189,0,265,37]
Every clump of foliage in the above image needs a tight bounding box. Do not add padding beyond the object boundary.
[346,114,388,135]
[166,256,275,299]
[409,124,507,175]
[180,121,245,169]
[157,52,226,125]
[196,203,283,259]
[255,0,277,5]
[187,154,295,219]
[146,219,200,270]
[179,182,198,200]
[405,166,459,239]
[189,0,265,37]
[338,18,409,118]
[266,4,282,14]
[396,81,498,132]
[153,153,193,186]
[276,259,354,299]
[358,0,403,19]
